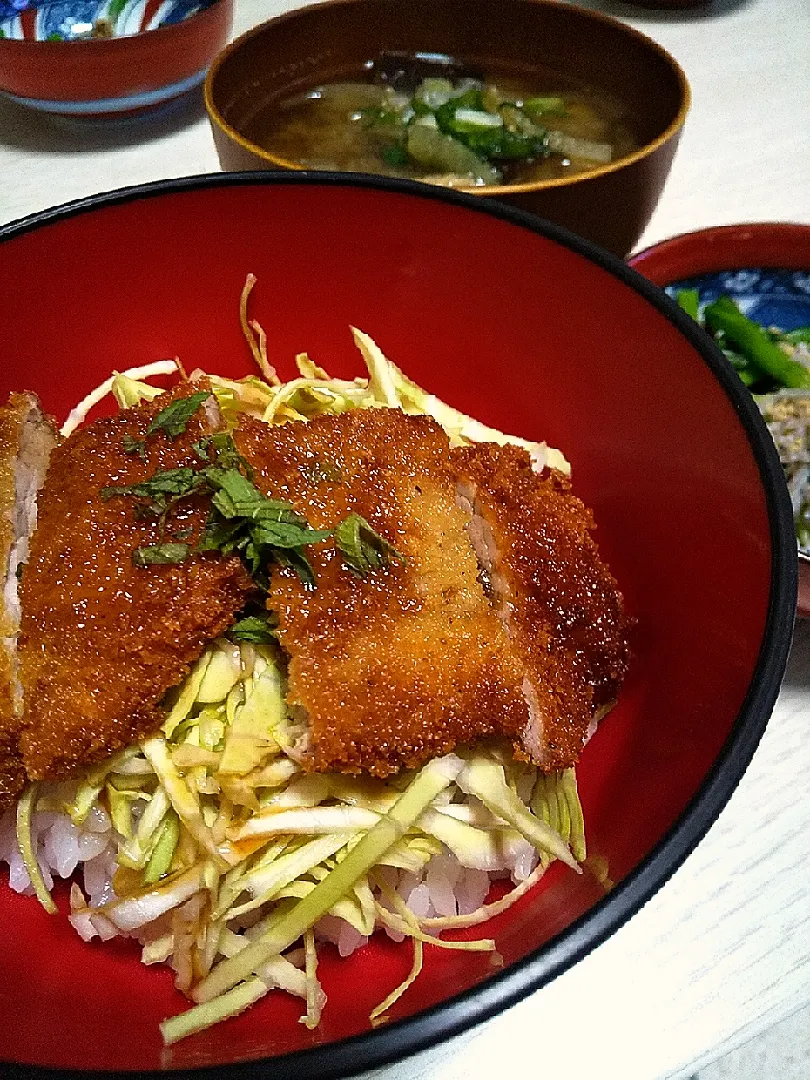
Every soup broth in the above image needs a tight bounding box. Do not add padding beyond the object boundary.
[244,56,639,188]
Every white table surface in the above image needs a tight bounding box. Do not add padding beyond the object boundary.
[1,1,810,1077]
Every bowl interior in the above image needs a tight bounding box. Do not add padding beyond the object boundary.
[207,0,685,181]
[0,178,791,1075]
[661,268,810,338]
[0,0,218,41]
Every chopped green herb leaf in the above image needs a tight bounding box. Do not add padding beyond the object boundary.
[196,516,245,555]
[192,438,211,462]
[204,467,268,518]
[212,433,252,474]
[101,467,205,518]
[250,520,332,549]
[146,392,210,440]
[107,432,395,590]
[176,466,332,588]
[202,468,331,550]
[272,546,317,590]
[334,512,405,577]
[122,435,147,458]
[132,543,192,567]
[227,612,279,646]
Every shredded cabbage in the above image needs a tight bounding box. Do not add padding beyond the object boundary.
[111,372,166,410]
[60,361,177,436]
[21,620,586,1042]
[16,784,57,913]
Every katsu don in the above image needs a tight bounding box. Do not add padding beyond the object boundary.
[0,384,629,794]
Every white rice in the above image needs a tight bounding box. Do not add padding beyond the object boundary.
[0,805,118,909]
[0,795,539,958]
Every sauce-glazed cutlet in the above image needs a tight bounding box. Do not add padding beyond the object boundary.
[454,443,629,771]
[18,388,253,782]
[235,407,629,776]
[236,409,530,776]
[0,393,57,810]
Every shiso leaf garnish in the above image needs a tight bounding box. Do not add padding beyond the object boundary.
[146,391,211,440]
[334,512,406,577]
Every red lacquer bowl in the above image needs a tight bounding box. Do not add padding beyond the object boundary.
[631,222,810,618]
[0,0,233,117]
[0,177,796,1077]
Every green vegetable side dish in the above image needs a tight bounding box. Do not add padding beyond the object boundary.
[245,63,637,188]
[676,290,810,554]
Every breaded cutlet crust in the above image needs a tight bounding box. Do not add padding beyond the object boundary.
[11,393,627,787]
[0,395,24,642]
[0,735,26,812]
[453,442,630,770]
[18,388,253,782]
[235,409,531,776]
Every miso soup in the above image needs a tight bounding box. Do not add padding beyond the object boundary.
[243,54,639,188]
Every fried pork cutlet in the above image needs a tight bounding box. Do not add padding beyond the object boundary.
[236,407,629,776]
[454,443,629,771]
[236,409,530,776]
[17,389,253,782]
[6,385,627,790]
[0,393,57,811]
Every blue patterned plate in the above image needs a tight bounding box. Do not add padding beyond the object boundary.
[0,0,230,117]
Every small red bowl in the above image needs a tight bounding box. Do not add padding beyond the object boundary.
[0,0,233,117]
[0,177,796,1075]
[630,222,810,617]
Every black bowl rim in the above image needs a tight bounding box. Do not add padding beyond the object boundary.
[0,171,798,1080]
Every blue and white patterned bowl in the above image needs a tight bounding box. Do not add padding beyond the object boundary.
[0,0,216,41]
[0,0,232,117]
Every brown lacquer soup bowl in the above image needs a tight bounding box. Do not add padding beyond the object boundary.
[204,0,689,257]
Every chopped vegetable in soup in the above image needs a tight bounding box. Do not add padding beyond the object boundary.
[244,59,638,188]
